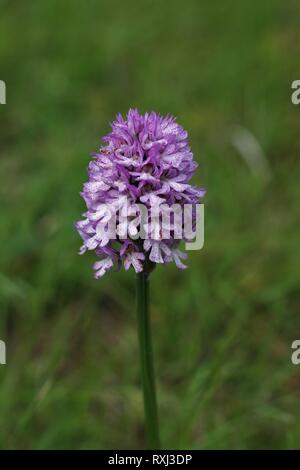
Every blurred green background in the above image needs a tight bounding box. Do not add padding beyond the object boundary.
[1,0,300,450]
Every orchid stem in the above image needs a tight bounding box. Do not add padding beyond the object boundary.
[136,272,161,449]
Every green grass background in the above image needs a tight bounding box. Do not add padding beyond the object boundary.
[1,0,300,449]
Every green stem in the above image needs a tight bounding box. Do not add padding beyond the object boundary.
[136,272,161,449]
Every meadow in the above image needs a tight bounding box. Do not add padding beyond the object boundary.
[0,0,300,449]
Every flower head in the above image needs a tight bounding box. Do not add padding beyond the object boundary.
[76,108,205,278]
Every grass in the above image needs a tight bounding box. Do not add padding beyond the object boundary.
[0,0,300,449]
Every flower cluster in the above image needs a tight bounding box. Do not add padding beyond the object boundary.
[76,109,205,278]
